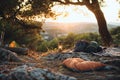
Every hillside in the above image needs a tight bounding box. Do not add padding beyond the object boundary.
[42,22,120,34]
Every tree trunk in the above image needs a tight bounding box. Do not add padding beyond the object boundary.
[0,31,5,47]
[85,0,113,46]
[92,9,113,46]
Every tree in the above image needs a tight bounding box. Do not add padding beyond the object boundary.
[0,0,53,46]
[52,0,113,46]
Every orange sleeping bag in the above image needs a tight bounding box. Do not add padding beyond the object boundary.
[63,58,106,71]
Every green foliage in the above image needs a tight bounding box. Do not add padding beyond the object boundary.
[0,0,54,18]
[36,26,120,52]
[110,26,120,45]
[0,0,20,17]
[37,38,59,52]
[0,0,54,49]
[0,20,42,50]
[30,0,53,15]
[75,33,100,42]
[37,32,101,52]
[62,33,76,48]
[37,40,49,52]
[110,27,120,35]
[49,38,59,49]
[58,33,101,49]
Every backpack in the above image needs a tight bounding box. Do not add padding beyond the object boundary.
[85,41,102,53]
[73,40,89,52]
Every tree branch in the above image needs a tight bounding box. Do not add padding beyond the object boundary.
[14,17,42,29]
[51,0,85,5]
[0,10,5,19]
[9,0,30,19]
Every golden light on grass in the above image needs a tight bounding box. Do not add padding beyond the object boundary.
[27,51,40,60]
[58,45,63,50]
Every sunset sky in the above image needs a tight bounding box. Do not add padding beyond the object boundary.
[45,0,120,23]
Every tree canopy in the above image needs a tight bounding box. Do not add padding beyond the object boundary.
[0,0,54,47]
[0,0,53,18]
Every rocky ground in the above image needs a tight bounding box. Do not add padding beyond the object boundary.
[0,47,120,80]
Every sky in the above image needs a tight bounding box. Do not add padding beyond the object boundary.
[45,0,120,23]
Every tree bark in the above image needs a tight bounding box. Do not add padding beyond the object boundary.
[0,31,5,46]
[85,0,113,46]
[92,9,113,46]
[0,22,5,47]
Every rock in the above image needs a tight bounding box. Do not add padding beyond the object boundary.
[54,74,61,80]
[103,59,120,69]
[95,48,120,57]
[11,65,28,72]
[4,47,29,55]
[45,52,90,61]
[68,77,77,80]
[34,68,47,75]
[7,65,32,80]
[1,65,77,80]
[0,74,7,80]
[45,53,60,60]
[46,72,55,80]
[29,69,45,80]
[103,75,120,80]
[0,48,22,62]
[60,75,68,80]
[54,73,77,80]
[57,53,73,60]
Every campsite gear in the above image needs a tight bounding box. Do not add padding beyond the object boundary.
[73,40,89,52]
[85,41,102,53]
[73,40,103,53]
[63,58,106,71]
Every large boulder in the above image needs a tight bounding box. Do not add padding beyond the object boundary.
[0,74,7,80]
[1,65,77,80]
[0,48,22,62]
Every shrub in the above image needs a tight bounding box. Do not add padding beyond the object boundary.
[37,38,59,52]
[110,26,120,46]
[54,32,101,50]
[110,27,120,35]
[48,38,59,50]
[37,40,49,52]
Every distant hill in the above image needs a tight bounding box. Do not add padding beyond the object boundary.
[42,22,120,34]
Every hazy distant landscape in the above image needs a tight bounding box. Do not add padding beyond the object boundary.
[42,22,120,34]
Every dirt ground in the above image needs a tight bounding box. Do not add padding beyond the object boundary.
[1,50,120,80]
[20,51,120,80]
